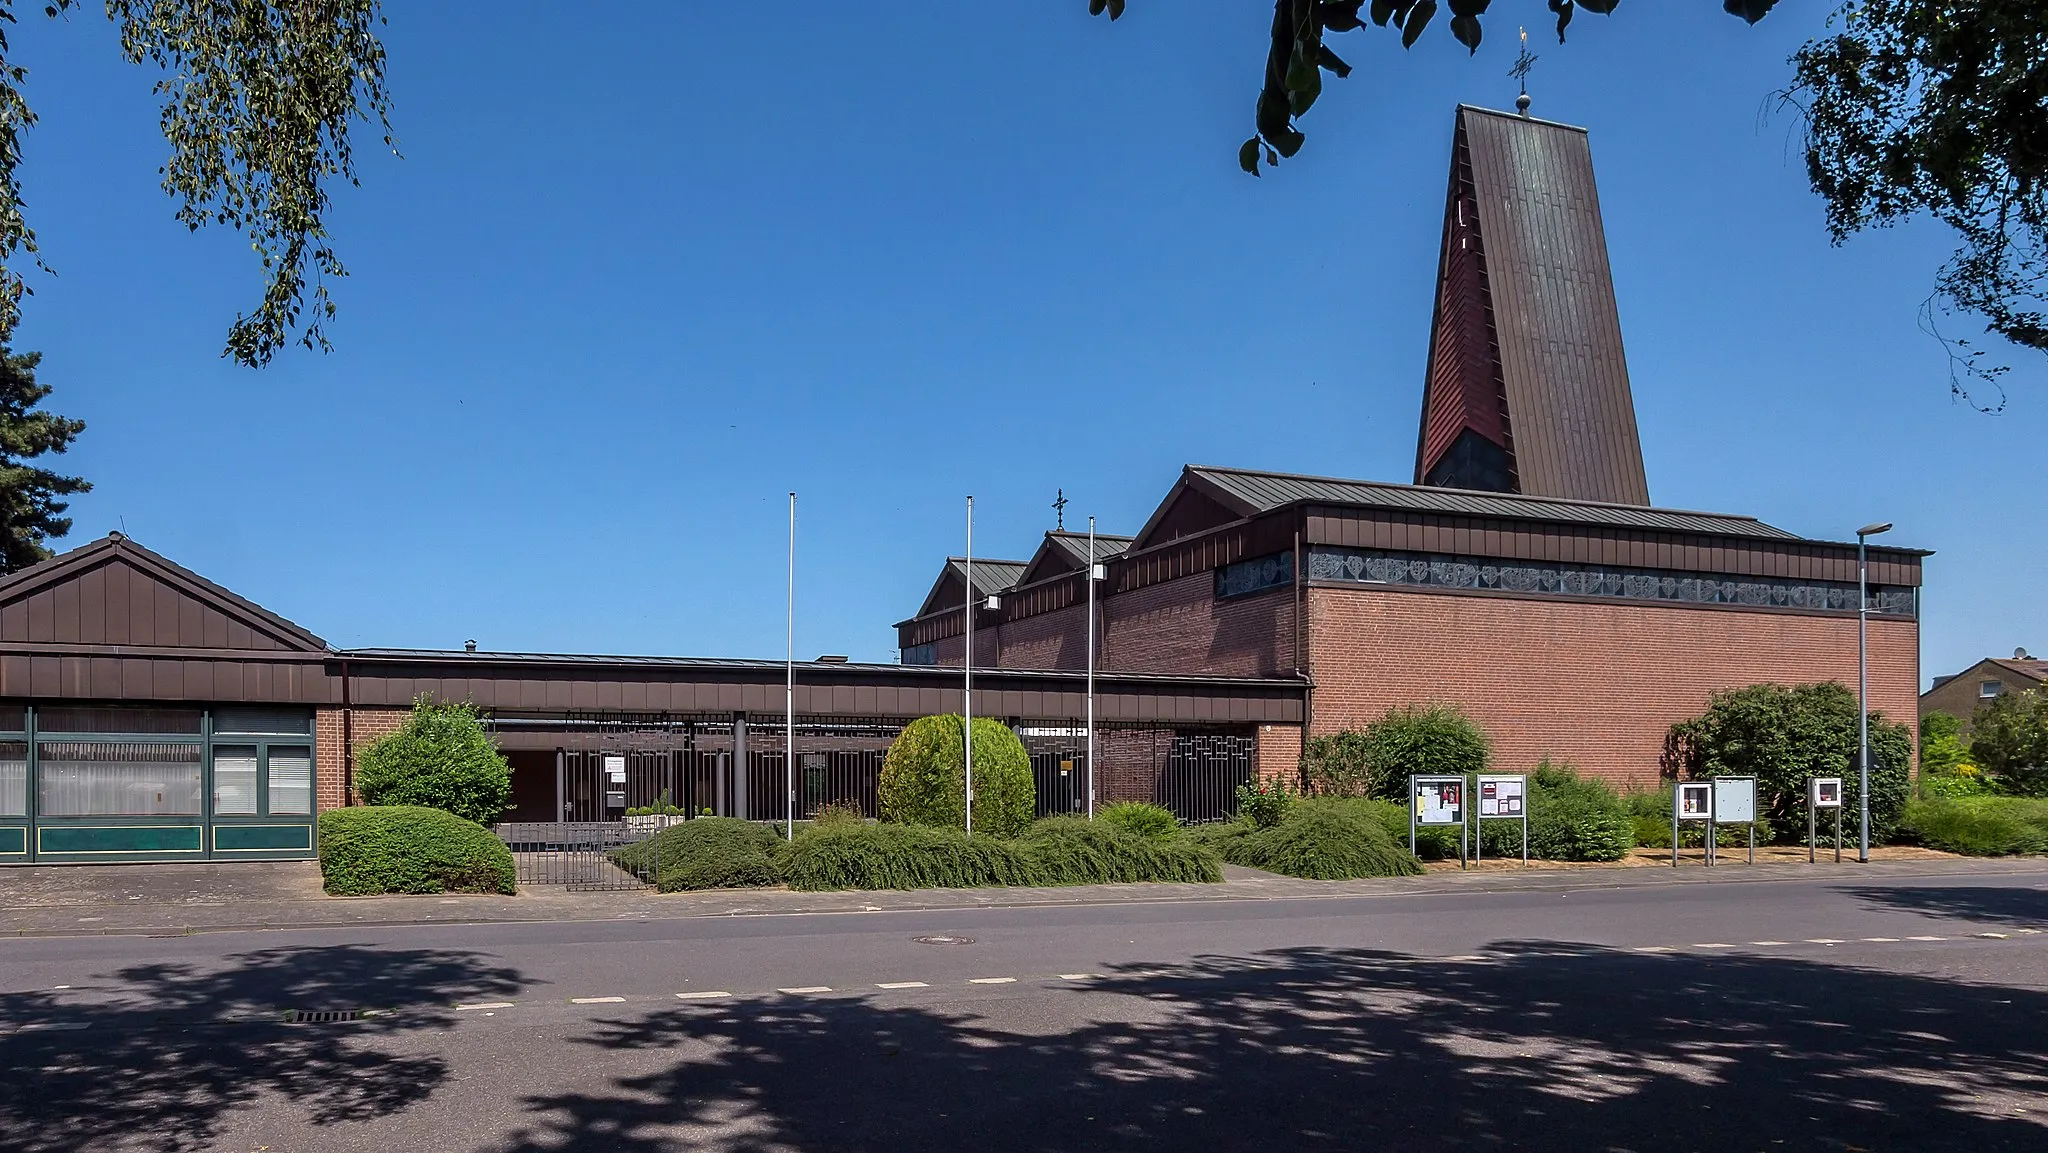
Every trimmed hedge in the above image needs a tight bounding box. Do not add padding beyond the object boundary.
[1901,797,2048,856]
[1099,801,1181,842]
[878,715,1036,838]
[629,817,784,892]
[779,817,1223,891]
[318,805,515,896]
[1211,798,1424,880]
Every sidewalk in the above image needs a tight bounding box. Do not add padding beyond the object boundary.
[4,851,2044,939]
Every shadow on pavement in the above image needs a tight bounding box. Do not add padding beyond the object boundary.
[498,943,2048,1153]
[1841,883,2048,928]
[0,944,528,1153]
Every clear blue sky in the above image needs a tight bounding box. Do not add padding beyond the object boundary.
[10,4,2042,685]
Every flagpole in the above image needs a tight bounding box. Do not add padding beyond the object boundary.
[1086,515,1097,819]
[786,492,795,841]
[964,496,974,837]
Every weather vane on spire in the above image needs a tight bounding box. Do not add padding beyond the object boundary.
[1510,27,1537,116]
[1052,488,1068,531]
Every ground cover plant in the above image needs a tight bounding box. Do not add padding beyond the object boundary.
[778,816,1220,892]
[353,696,513,827]
[877,714,1035,838]
[317,805,515,896]
[1900,797,2048,856]
[1098,801,1181,842]
[625,817,784,892]
[1197,796,1423,880]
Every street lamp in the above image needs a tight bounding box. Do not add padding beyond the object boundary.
[1855,520,1892,863]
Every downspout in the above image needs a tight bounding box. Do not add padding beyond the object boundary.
[341,657,354,806]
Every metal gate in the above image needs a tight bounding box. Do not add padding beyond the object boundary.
[496,749,677,890]
[1158,732,1255,824]
[1020,729,1090,818]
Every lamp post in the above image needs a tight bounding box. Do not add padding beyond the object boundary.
[786,492,796,841]
[1085,515,1099,819]
[964,496,974,837]
[1855,520,1892,863]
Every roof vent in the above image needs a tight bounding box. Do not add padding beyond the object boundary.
[814,654,849,664]
[464,639,478,653]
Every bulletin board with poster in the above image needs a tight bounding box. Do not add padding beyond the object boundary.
[1671,781,1712,868]
[1410,775,1468,868]
[1809,776,1844,863]
[1709,776,1758,865]
[1474,774,1528,864]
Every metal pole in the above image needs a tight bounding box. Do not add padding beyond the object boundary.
[1085,515,1097,820]
[964,496,974,837]
[786,492,796,840]
[1809,784,1816,864]
[1857,531,1870,862]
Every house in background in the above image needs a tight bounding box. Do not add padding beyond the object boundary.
[1921,650,2048,731]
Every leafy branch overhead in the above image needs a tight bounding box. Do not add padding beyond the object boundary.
[0,1,394,367]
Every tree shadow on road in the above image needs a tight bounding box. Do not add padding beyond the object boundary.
[497,943,2048,1153]
[0,944,528,1153]
[1839,883,2048,929]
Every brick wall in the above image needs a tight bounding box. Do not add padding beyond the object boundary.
[1102,571,1298,677]
[313,706,410,811]
[1919,661,2041,735]
[1256,724,1302,785]
[1307,585,1920,792]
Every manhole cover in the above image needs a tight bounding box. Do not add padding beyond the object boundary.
[912,935,975,946]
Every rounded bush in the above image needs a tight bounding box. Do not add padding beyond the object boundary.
[354,697,512,827]
[878,715,1035,839]
[1227,801,1424,879]
[1100,801,1181,842]
[1358,705,1491,798]
[642,817,784,891]
[317,805,515,895]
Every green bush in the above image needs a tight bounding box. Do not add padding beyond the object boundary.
[1219,799,1424,879]
[1019,817,1222,884]
[626,817,784,892]
[1235,778,1296,828]
[877,715,1035,838]
[626,789,687,817]
[1099,801,1181,842]
[1627,784,1780,849]
[1523,767,1633,862]
[778,818,1221,891]
[1901,797,2048,855]
[1663,681,1912,842]
[1299,728,1376,797]
[1353,705,1492,799]
[353,697,512,827]
[1971,689,2048,795]
[317,805,515,896]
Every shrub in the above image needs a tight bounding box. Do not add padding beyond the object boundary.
[626,789,687,818]
[1662,681,1912,842]
[1627,784,1781,849]
[317,805,515,896]
[354,697,512,827]
[1019,817,1222,884]
[809,801,867,826]
[1522,767,1633,862]
[781,821,1040,891]
[1220,799,1424,879]
[1300,728,1376,797]
[1099,801,1181,842]
[1901,797,2048,856]
[1357,705,1490,797]
[1971,689,2048,795]
[877,715,1035,839]
[1235,778,1296,829]
[630,817,784,891]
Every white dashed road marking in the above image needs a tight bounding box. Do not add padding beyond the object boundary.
[1058,974,1096,981]
[457,1002,516,1011]
[1861,937,1901,943]
[968,977,1016,985]
[875,982,928,990]
[1976,932,2012,940]
[779,986,833,995]
[673,991,730,1001]
[1907,935,1947,941]
[1693,943,1737,949]
[1805,939,1845,945]
[570,997,625,1005]
[1749,941,1790,946]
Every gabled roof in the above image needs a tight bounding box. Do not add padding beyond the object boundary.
[1415,105,1649,505]
[0,533,327,652]
[1017,530,1133,586]
[1134,464,1813,548]
[1989,658,2048,683]
[909,556,1028,621]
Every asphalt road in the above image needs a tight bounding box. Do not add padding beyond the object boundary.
[3,867,2046,1152]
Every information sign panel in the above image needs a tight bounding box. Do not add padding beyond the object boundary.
[1676,782,1713,821]
[1811,778,1842,808]
[1712,778,1756,824]
[603,754,627,782]
[1415,778,1465,826]
[1478,776,1525,818]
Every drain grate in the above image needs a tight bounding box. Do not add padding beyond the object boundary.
[911,935,975,946]
[283,1009,366,1024]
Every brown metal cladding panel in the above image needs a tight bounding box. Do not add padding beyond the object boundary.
[51,579,79,644]
[75,566,104,644]
[618,679,647,711]
[100,562,129,644]
[143,658,177,699]
[26,590,55,643]
[1,599,25,642]
[177,590,204,647]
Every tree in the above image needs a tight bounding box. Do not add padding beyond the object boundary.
[0,344,84,571]
[1357,703,1491,797]
[0,1,394,365]
[1970,689,2048,796]
[1662,680,1913,841]
[353,696,512,827]
[877,715,1036,839]
[1087,2,2048,398]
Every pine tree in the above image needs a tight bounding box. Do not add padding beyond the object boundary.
[0,346,87,573]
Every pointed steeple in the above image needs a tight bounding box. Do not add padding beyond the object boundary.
[1414,105,1650,506]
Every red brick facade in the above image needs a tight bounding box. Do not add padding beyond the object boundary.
[314,705,410,811]
[1102,571,1298,678]
[1306,585,1920,790]
[1256,723,1301,784]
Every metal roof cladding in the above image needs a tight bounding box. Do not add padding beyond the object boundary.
[946,558,1028,597]
[1183,465,1805,541]
[1044,532,1133,566]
